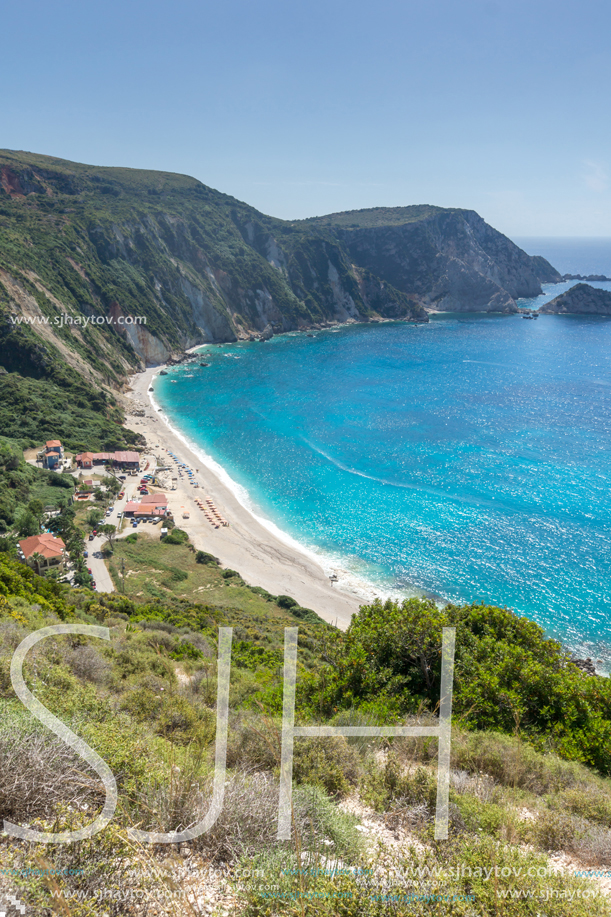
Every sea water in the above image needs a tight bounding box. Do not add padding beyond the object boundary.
[154,275,611,664]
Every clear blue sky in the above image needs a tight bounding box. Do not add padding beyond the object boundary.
[2,0,610,236]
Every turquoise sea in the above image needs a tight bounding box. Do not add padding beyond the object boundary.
[154,247,611,665]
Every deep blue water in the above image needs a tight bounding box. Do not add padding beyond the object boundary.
[515,237,611,277]
[154,284,611,664]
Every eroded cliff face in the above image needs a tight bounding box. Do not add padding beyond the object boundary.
[539,283,611,315]
[321,209,557,314]
[0,150,561,385]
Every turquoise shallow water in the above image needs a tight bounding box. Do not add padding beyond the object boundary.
[154,295,611,663]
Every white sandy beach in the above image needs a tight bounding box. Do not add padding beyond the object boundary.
[124,362,366,629]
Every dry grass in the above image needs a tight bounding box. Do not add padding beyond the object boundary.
[0,727,104,824]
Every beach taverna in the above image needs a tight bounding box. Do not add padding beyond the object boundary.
[75,450,140,471]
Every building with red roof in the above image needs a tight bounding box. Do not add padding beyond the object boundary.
[43,440,63,469]
[123,494,168,518]
[19,533,66,574]
[75,451,140,471]
[140,493,168,505]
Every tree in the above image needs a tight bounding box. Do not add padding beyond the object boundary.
[99,523,116,550]
[102,476,121,495]
[49,506,77,539]
[16,509,39,537]
[28,498,44,524]
[30,551,45,572]
[86,508,104,530]
[0,535,18,557]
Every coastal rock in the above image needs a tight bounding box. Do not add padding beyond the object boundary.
[538,283,611,315]
[166,352,193,365]
[570,656,597,676]
[562,273,611,282]
[258,324,274,342]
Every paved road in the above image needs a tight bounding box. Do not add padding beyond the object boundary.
[87,458,160,593]
[86,473,140,593]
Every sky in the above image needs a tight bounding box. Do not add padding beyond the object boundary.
[2,0,610,236]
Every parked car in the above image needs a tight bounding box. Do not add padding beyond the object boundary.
[91,580,96,589]
[83,551,88,558]
[87,567,92,574]
[88,533,94,541]
[119,475,127,480]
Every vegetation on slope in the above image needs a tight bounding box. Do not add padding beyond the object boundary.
[297,204,455,230]
[1,554,611,915]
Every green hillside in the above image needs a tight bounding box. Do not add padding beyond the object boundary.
[2,551,611,915]
[0,149,559,424]
[297,204,454,230]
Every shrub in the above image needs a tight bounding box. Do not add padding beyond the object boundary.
[140,619,176,634]
[156,693,213,745]
[178,631,212,656]
[161,528,189,545]
[449,728,586,794]
[65,644,111,684]
[225,714,281,771]
[248,585,275,601]
[169,639,202,661]
[195,550,219,565]
[161,568,189,586]
[221,568,240,579]
[119,685,165,723]
[300,596,611,776]
[290,605,322,624]
[0,726,103,822]
[276,594,298,609]
[293,736,361,798]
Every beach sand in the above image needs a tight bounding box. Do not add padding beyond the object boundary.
[124,364,365,629]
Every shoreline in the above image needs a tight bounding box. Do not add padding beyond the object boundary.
[124,355,371,630]
[122,335,611,672]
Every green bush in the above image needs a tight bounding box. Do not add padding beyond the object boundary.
[293,736,361,798]
[276,594,298,609]
[248,585,275,601]
[161,527,189,545]
[290,605,323,624]
[225,713,281,771]
[195,550,219,565]
[221,568,240,579]
[299,596,611,776]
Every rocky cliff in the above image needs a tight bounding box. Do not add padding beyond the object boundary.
[0,150,560,390]
[538,283,611,315]
[301,206,561,313]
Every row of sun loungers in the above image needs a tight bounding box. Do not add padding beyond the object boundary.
[195,497,229,527]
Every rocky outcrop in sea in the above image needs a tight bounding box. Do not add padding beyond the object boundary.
[538,283,611,315]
